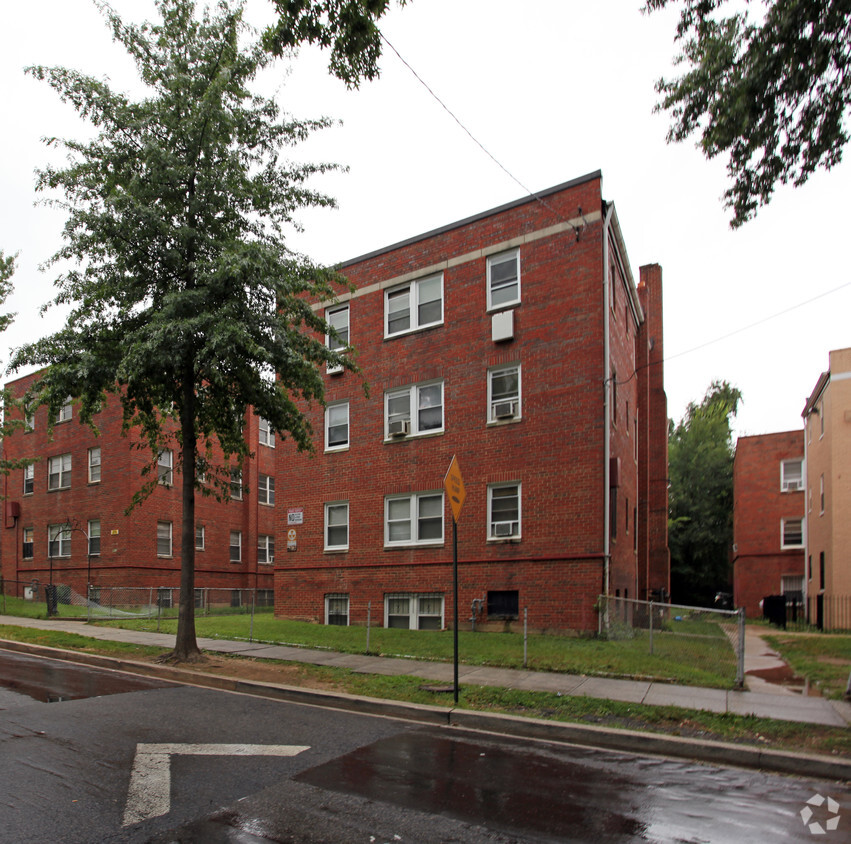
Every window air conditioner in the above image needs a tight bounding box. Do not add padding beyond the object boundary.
[327,363,343,376]
[388,419,410,437]
[493,400,517,420]
[493,522,514,537]
[783,480,802,491]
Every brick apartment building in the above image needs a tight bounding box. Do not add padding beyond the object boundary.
[274,171,669,633]
[1,381,278,604]
[803,347,851,629]
[1,171,669,633]
[732,431,805,618]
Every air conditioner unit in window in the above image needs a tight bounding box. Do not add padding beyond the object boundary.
[493,522,514,537]
[493,400,517,420]
[327,363,343,376]
[783,480,802,491]
[388,419,410,437]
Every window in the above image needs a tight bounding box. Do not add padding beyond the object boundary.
[158,450,173,486]
[325,594,349,626]
[157,521,172,557]
[820,551,825,589]
[258,534,275,564]
[88,520,101,556]
[22,527,33,560]
[487,250,520,310]
[23,464,34,495]
[326,304,350,373]
[488,365,521,422]
[258,473,275,506]
[325,501,349,550]
[157,588,173,609]
[325,402,349,450]
[229,530,242,562]
[88,447,102,484]
[820,474,825,514]
[487,590,519,620]
[25,410,34,431]
[48,454,72,490]
[781,518,803,549]
[56,398,72,423]
[385,273,443,336]
[195,524,205,550]
[781,459,803,492]
[385,594,444,630]
[256,589,274,608]
[488,483,520,539]
[258,417,275,448]
[48,524,71,558]
[385,492,443,546]
[781,575,804,602]
[230,468,242,500]
[385,381,443,438]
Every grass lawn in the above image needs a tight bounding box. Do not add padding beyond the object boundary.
[0,623,847,758]
[764,632,851,700]
[0,592,89,620]
[91,611,740,688]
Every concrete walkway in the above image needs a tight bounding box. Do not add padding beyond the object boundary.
[1,615,849,728]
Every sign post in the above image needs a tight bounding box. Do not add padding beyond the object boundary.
[444,455,466,704]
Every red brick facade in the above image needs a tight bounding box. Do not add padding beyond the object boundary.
[274,172,669,632]
[733,431,805,617]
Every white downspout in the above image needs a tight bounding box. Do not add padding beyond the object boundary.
[602,202,614,598]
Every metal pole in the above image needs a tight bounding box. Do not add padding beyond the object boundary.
[249,588,256,643]
[523,607,528,668]
[736,607,746,688]
[453,518,459,705]
[366,601,371,654]
[649,600,654,656]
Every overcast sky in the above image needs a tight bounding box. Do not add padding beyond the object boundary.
[2,0,849,441]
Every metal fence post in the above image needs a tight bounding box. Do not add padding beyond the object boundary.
[736,607,746,688]
[366,601,371,654]
[649,600,654,655]
[523,607,528,668]
[157,590,162,633]
[249,589,256,643]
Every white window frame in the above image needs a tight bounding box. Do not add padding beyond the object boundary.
[257,534,275,564]
[88,447,102,484]
[230,530,242,562]
[22,527,34,559]
[487,364,521,423]
[230,468,243,500]
[48,523,72,558]
[487,249,520,311]
[781,518,804,549]
[325,593,350,626]
[88,519,101,556]
[156,521,172,557]
[384,492,444,547]
[258,417,275,448]
[384,593,444,630]
[325,501,349,551]
[385,381,444,439]
[780,459,803,492]
[56,398,72,424]
[195,524,205,551]
[258,473,275,506]
[325,401,350,451]
[326,304,350,374]
[48,453,72,490]
[23,463,34,495]
[157,449,173,486]
[488,482,521,540]
[384,272,443,337]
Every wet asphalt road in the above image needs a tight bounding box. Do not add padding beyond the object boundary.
[1,649,850,843]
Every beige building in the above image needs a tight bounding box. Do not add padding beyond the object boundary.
[803,347,851,629]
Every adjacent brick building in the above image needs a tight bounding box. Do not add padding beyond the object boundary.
[732,431,805,618]
[803,347,851,629]
[1,171,669,633]
[274,172,669,633]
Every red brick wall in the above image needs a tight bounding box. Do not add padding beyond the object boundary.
[733,431,805,616]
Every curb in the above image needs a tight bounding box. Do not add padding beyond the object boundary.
[2,637,850,782]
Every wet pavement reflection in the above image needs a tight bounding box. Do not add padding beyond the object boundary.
[0,649,173,705]
[297,728,851,842]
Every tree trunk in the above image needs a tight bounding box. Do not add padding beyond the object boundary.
[173,365,201,660]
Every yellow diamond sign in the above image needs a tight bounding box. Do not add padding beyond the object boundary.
[444,455,466,523]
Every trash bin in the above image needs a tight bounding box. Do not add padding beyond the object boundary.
[762,594,786,629]
[44,584,58,617]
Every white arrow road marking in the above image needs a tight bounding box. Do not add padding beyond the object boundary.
[123,743,310,826]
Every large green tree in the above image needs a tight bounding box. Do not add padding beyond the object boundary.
[11,0,361,660]
[645,0,851,228]
[668,380,742,606]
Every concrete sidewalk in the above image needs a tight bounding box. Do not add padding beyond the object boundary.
[1,614,849,728]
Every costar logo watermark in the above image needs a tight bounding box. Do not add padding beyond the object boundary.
[800,793,841,835]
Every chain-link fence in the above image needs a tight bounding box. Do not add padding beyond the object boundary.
[598,595,745,688]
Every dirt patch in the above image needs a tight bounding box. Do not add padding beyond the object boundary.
[817,656,851,667]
